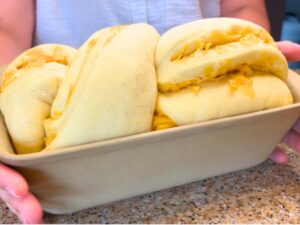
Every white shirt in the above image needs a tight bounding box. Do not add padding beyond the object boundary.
[34,0,220,47]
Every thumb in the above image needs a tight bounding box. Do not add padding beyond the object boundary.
[0,163,28,197]
[270,147,288,164]
[0,189,43,224]
[276,41,300,62]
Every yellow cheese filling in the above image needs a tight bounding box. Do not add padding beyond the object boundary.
[104,25,126,46]
[171,25,272,61]
[13,141,44,155]
[158,64,257,93]
[152,105,177,131]
[1,46,70,91]
[44,126,57,147]
[154,66,259,131]
[228,74,254,97]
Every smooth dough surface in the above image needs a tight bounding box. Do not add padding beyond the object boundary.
[0,44,76,154]
[158,73,293,125]
[45,24,159,150]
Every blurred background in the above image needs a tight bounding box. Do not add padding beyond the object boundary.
[266,0,300,68]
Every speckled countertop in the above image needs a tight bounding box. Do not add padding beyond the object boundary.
[0,149,299,224]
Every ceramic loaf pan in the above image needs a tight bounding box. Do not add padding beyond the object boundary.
[0,65,300,214]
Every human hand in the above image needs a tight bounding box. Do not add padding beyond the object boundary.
[0,163,42,224]
[270,41,300,163]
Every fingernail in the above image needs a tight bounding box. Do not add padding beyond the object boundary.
[271,153,288,164]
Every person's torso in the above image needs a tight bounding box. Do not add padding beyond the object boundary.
[34,0,220,47]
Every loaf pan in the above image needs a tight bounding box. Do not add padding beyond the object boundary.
[0,67,299,214]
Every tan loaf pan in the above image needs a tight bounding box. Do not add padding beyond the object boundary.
[0,65,300,214]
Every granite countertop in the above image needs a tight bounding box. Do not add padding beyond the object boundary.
[0,149,299,223]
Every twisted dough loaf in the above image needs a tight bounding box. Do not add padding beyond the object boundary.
[0,19,293,154]
[44,24,159,150]
[153,18,293,130]
[0,44,76,154]
[0,23,159,154]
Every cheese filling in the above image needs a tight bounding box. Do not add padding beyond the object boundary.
[153,65,264,131]
[1,48,73,151]
[170,26,272,62]
[1,46,69,91]
[152,105,176,131]
[158,65,258,93]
